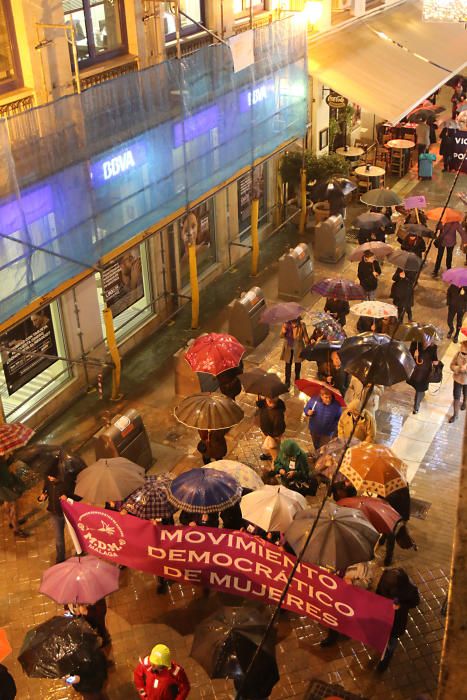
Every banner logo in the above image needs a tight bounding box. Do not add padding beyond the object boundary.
[77,510,126,557]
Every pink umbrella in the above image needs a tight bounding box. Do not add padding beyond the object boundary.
[348,242,393,261]
[39,555,120,604]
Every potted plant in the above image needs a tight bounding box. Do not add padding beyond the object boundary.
[328,117,341,153]
[341,104,355,149]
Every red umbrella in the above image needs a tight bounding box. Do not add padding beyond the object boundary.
[0,423,35,456]
[0,628,12,662]
[338,496,401,534]
[185,333,245,375]
[295,378,346,406]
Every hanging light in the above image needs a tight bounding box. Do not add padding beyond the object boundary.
[303,0,324,25]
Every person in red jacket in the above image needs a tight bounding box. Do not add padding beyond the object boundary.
[134,644,190,700]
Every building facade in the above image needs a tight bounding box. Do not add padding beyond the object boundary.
[0,0,406,427]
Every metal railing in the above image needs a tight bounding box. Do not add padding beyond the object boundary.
[78,58,139,92]
[0,94,35,119]
[165,32,213,59]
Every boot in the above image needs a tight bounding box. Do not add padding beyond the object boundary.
[462,399,466,411]
[453,331,459,343]
[449,400,460,423]
[447,329,453,339]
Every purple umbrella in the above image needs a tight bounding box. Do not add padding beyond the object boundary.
[260,302,305,325]
[39,555,120,604]
[442,268,467,287]
[311,278,366,301]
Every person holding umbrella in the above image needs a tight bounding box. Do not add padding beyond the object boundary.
[357,250,381,300]
[38,463,80,563]
[256,396,286,462]
[304,387,342,450]
[448,339,467,423]
[400,232,426,259]
[197,428,229,465]
[337,399,376,443]
[324,297,350,327]
[446,283,467,342]
[432,219,467,277]
[391,269,414,322]
[318,350,349,397]
[280,316,310,388]
[407,339,440,414]
[134,644,190,700]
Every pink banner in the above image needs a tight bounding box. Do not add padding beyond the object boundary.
[62,501,394,653]
[404,195,427,209]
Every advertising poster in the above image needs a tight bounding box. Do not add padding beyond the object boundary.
[179,202,215,287]
[0,306,58,395]
[237,165,265,231]
[450,130,467,174]
[101,246,144,318]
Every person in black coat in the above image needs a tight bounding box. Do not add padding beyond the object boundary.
[391,269,414,321]
[324,297,350,327]
[401,233,426,259]
[0,665,16,700]
[446,284,467,342]
[217,363,243,401]
[256,396,286,462]
[406,341,439,413]
[357,251,381,300]
[379,485,413,566]
[376,568,420,672]
[439,127,456,172]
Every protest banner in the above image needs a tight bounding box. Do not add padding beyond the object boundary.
[62,500,394,653]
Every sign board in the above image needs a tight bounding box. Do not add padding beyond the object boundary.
[237,165,265,231]
[62,500,395,654]
[451,132,467,174]
[101,246,144,319]
[90,141,147,187]
[404,195,427,209]
[0,305,58,395]
[326,93,348,109]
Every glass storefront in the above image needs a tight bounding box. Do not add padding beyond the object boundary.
[0,301,72,422]
[96,241,154,344]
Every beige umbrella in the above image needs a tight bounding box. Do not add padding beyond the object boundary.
[241,485,306,532]
[174,393,244,430]
[74,457,145,504]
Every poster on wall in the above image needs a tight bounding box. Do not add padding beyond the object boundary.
[101,246,144,318]
[237,165,265,231]
[179,201,215,287]
[0,306,58,395]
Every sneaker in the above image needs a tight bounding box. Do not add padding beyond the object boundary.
[260,453,272,461]
[412,409,418,414]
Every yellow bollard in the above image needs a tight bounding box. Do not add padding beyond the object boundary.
[298,167,308,234]
[0,397,5,425]
[251,197,260,277]
[103,306,122,401]
[188,242,199,329]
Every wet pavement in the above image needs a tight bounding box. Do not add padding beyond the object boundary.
[1,116,466,699]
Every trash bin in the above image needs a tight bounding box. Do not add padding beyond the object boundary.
[94,409,153,471]
[314,215,346,263]
[278,243,314,300]
[228,286,269,348]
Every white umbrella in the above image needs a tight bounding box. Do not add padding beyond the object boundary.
[241,485,306,532]
[205,460,264,491]
[74,457,145,504]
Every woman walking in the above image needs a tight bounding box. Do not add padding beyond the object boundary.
[449,339,467,423]
[406,340,439,414]
[391,269,414,322]
[357,251,381,300]
[280,316,310,388]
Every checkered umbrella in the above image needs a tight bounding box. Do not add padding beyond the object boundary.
[122,474,177,520]
[311,278,366,301]
[0,423,35,456]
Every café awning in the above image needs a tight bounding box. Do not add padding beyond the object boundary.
[308,0,467,124]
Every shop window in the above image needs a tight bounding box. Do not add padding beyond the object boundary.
[96,241,154,344]
[0,0,22,94]
[237,165,267,240]
[176,200,217,289]
[234,0,265,18]
[164,1,204,40]
[62,0,127,67]
[0,301,72,422]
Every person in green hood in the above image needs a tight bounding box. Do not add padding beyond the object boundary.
[273,439,318,496]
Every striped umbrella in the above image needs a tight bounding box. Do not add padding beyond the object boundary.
[0,423,35,456]
[311,278,366,301]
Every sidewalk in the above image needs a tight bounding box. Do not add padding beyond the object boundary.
[2,149,466,700]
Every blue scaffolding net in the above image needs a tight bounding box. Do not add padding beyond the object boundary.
[0,17,308,325]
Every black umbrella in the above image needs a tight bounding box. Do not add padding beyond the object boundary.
[190,606,279,696]
[387,250,422,272]
[300,341,342,363]
[354,212,390,230]
[360,189,402,208]
[394,322,442,345]
[239,369,288,398]
[18,616,102,679]
[338,333,415,386]
[402,224,435,239]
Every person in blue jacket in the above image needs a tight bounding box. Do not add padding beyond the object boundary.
[304,387,342,450]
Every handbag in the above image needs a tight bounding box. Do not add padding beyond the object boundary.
[429,360,444,384]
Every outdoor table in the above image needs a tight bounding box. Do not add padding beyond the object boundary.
[386,139,415,175]
[336,146,364,161]
[354,165,386,189]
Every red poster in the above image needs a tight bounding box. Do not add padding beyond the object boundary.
[62,501,394,653]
